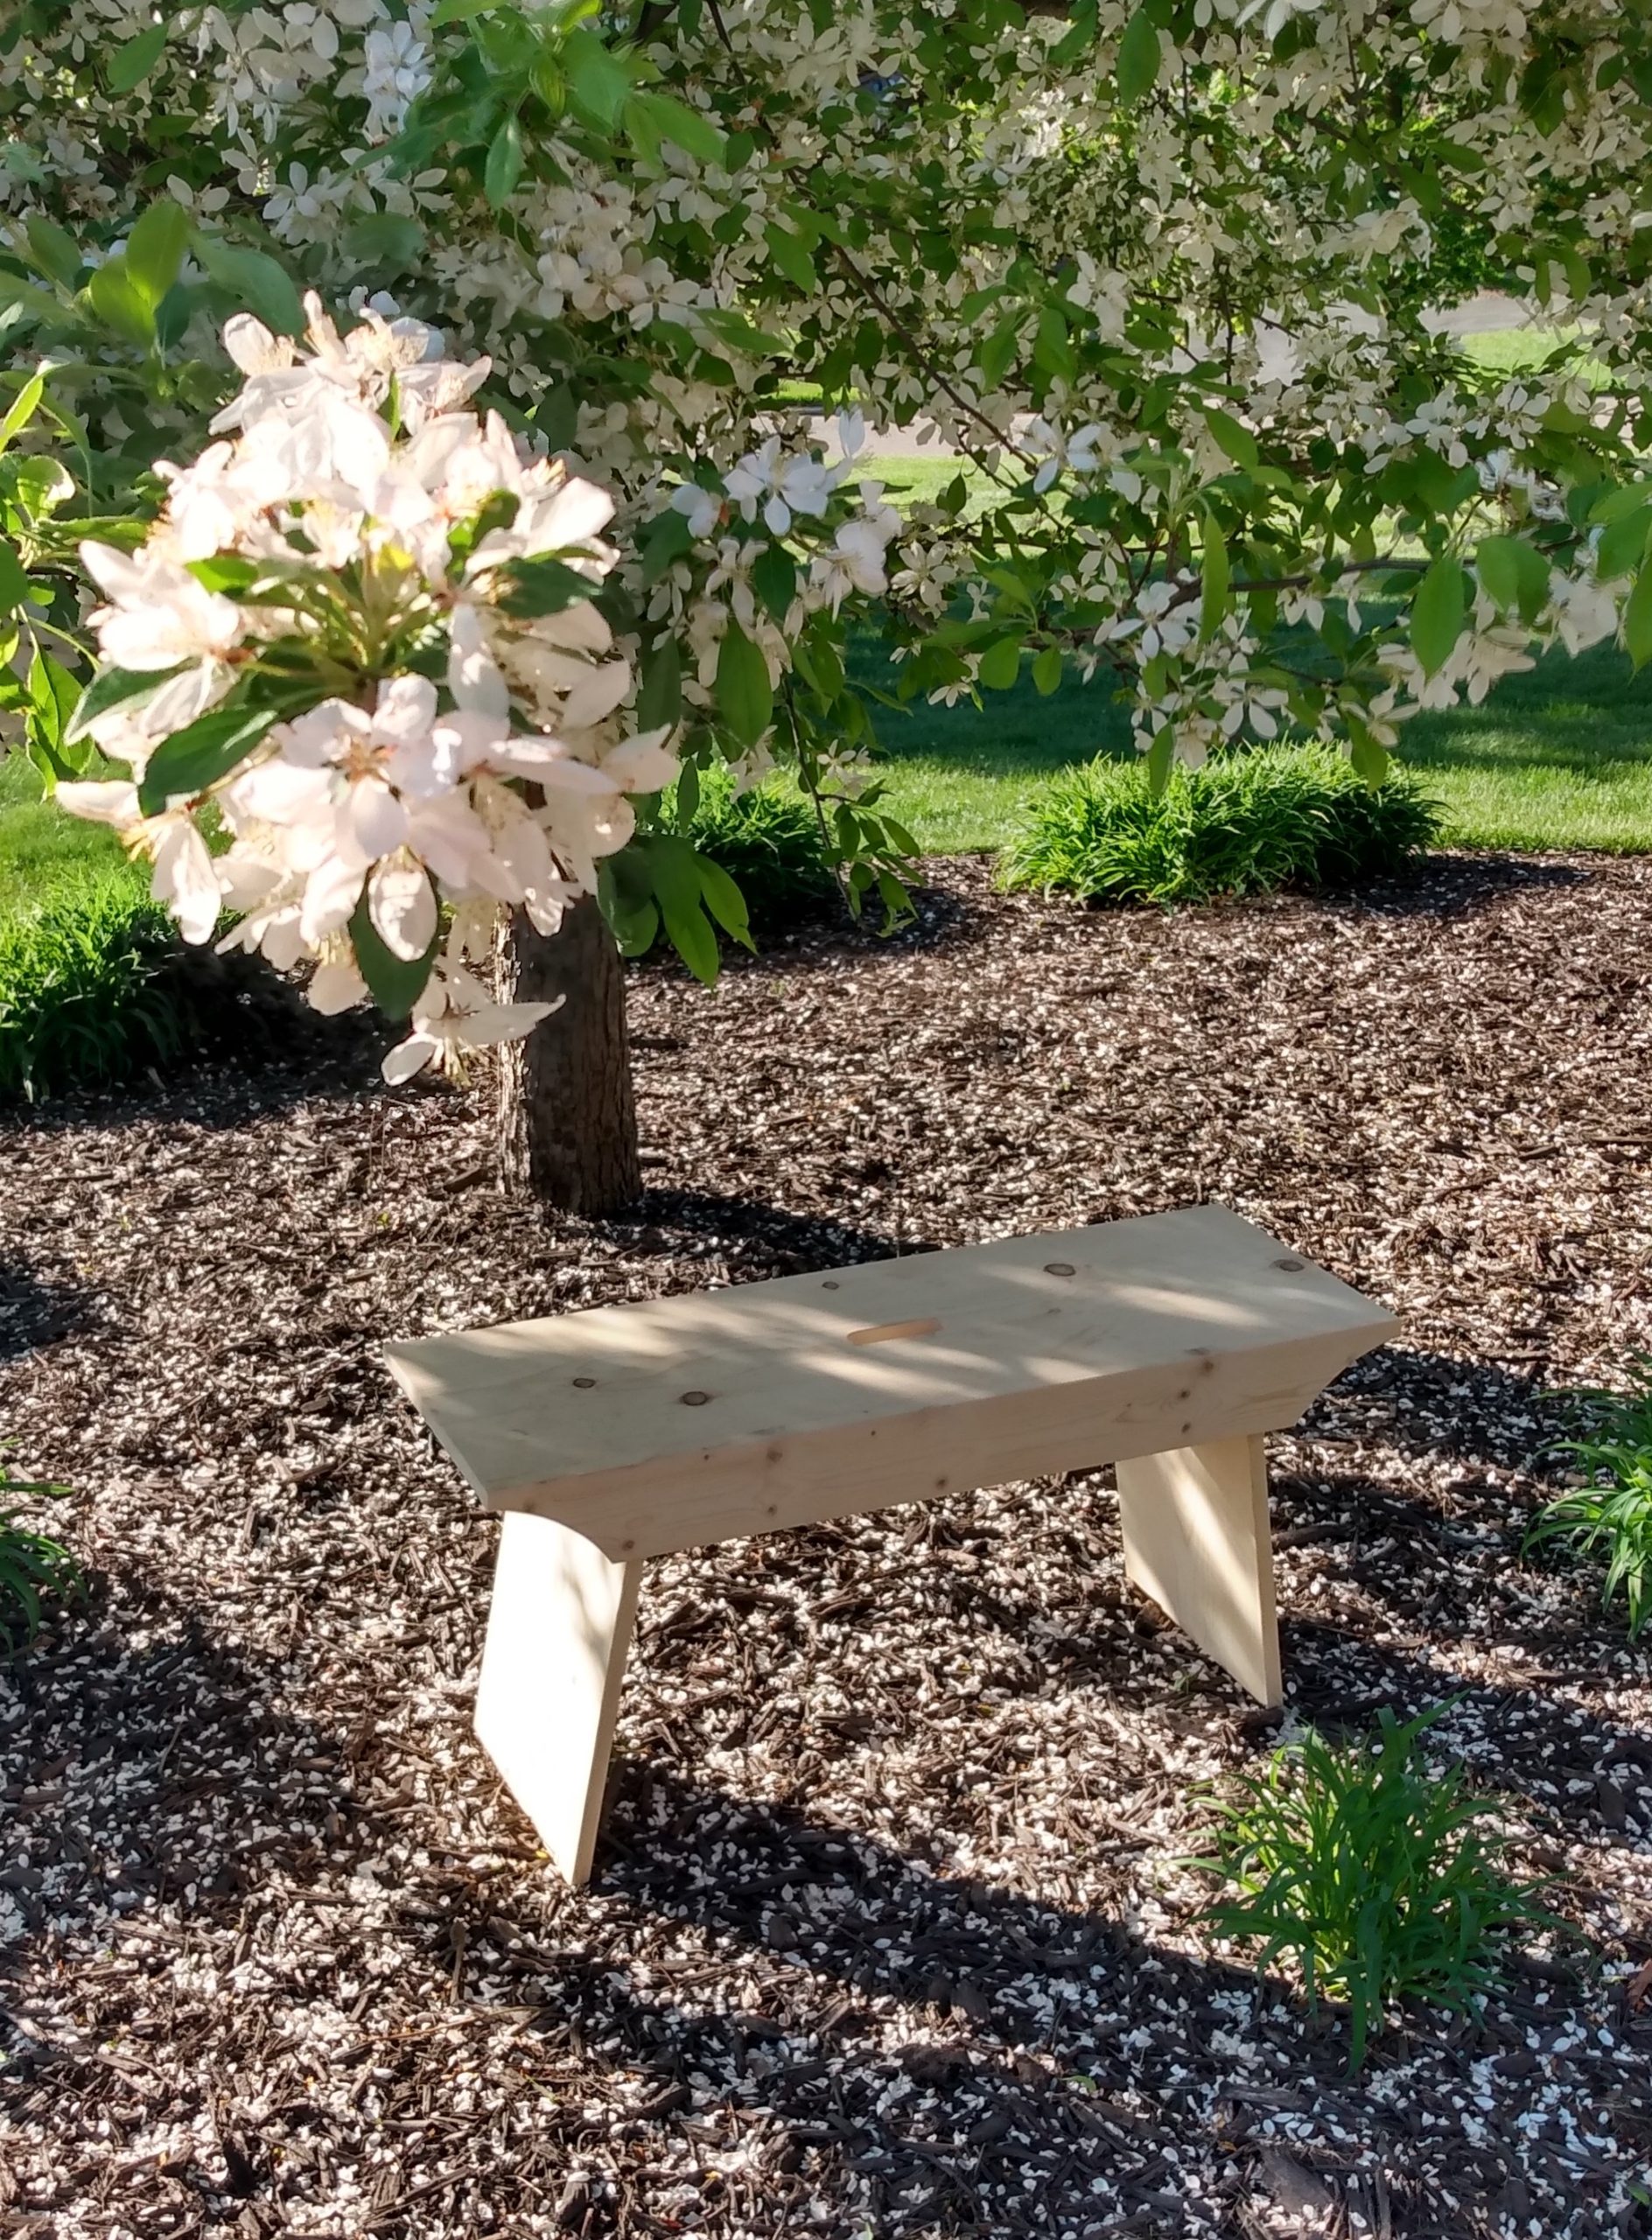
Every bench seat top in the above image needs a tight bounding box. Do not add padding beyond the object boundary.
[386,1203,1396,1561]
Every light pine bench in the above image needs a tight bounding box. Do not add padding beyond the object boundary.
[387,1204,1395,1885]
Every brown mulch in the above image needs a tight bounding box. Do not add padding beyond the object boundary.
[2,852,1650,2240]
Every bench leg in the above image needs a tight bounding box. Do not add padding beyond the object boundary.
[473,1508,642,1886]
[1114,1432,1282,1707]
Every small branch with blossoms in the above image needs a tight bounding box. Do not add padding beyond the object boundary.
[58,298,682,1085]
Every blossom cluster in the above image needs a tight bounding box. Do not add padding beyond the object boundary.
[60,298,678,1081]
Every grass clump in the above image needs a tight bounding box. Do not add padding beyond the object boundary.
[676,770,838,931]
[1525,1359,1652,1637]
[0,1454,80,1655]
[999,745,1440,906]
[0,870,207,1099]
[1198,1705,1555,2069]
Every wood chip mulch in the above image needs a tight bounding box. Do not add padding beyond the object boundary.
[2,853,1650,2240]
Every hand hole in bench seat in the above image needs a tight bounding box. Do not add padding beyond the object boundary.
[846,1316,942,1347]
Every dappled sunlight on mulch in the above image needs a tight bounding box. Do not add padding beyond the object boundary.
[1,853,1649,2238]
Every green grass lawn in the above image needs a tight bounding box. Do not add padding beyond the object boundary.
[1458,324,1610,388]
[859,635,1652,857]
[0,751,125,914]
[2,616,1648,937]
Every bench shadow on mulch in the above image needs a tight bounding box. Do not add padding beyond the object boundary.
[9,1538,1650,2235]
[1284,1620,1652,1829]
[0,1262,94,1364]
[0,1613,1580,2239]
[0,1607,1300,2235]
[1320,1345,1570,1472]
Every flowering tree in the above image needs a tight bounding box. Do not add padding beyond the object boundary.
[2,2,1649,1203]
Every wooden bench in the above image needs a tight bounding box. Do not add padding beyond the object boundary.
[387,1204,1395,1885]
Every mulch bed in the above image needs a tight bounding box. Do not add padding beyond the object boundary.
[1,852,1650,2240]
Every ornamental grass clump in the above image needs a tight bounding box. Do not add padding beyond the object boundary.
[0,870,202,1100]
[0,1455,80,1656]
[1197,1705,1555,2070]
[1525,1359,1652,1638]
[999,746,1440,906]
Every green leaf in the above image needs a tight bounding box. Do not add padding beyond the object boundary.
[715,622,773,746]
[350,897,438,1022]
[0,372,45,457]
[193,236,305,338]
[1032,644,1063,696]
[1033,303,1075,383]
[1624,565,1652,671]
[137,704,276,816]
[1144,727,1176,794]
[1052,0,1099,66]
[25,652,61,748]
[340,212,427,273]
[66,662,186,745]
[1346,717,1390,786]
[645,834,704,920]
[1116,8,1162,107]
[1475,533,1549,625]
[752,542,797,625]
[635,635,682,732]
[640,506,695,583]
[977,635,1022,690]
[85,262,155,349]
[1200,517,1230,642]
[1410,554,1466,678]
[695,305,786,359]
[662,899,719,984]
[978,309,1022,391]
[1203,408,1258,471]
[431,0,501,21]
[627,89,728,167]
[484,113,525,207]
[612,897,661,956]
[645,835,723,983]
[563,27,631,130]
[124,199,191,307]
[764,220,819,293]
[494,554,599,618]
[108,21,167,93]
[1588,481,1652,524]
[38,650,79,730]
[22,216,80,290]
[697,857,754,948]
[187,554,269,596]
[0,536,30,615]
[1597,505,1652,582]
[1474,533,1522,612]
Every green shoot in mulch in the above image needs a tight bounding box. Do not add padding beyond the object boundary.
[998,745,1439,906]
[1198,1706,1557,2069]
[1525,1359,1652,1637]
[0,1455,80,1655]
[0,870,206,1100]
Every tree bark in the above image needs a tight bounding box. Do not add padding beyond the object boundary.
[495,897,641,1214]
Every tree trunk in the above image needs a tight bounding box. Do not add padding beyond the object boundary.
[496,897,640,1214]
